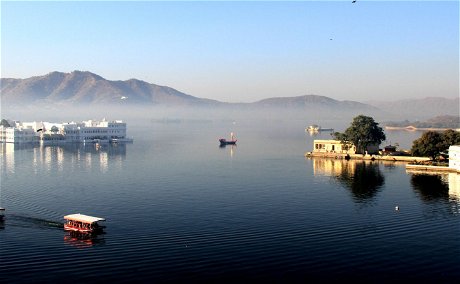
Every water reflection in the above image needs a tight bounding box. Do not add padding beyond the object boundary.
[0,143,37,174]
[448,173,460,214]
[64,231,105,248]
[1,143,127,174]
[448,173,460,199]
[409,172,460,214]
[410,174,449,201]
[313,159,385,202]
[219,144,236,158]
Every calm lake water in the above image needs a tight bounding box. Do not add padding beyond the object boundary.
[1,120,459,283]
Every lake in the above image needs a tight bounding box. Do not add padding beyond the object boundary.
[1,120,459,282]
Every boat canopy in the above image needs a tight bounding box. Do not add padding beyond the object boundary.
[64,213,105,224]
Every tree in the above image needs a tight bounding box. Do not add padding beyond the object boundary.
[411,129,460,160]
[0,119,11,127]
[333,115,386,154]
[441,129,460,151]
[411,131,443,160]
[50,125,59,134]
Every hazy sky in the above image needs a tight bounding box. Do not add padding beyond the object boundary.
[1,1,458,103]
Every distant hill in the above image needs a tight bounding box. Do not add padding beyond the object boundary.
[0,71,380,116]
[3,71,453,120]
[366,97,460,120]
[0,71,221,106]
[253,95,377,111]
[385,115,460,129]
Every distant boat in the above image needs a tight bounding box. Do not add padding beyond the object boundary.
[0,208,5,221]
[219,132,237,145]
[306,125,334,132]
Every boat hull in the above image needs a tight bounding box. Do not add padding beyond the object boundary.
[64,224,101,234]
[219,139,237,145]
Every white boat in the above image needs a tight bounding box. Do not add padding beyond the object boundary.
[306,125,334,132]
[64,213,106,233]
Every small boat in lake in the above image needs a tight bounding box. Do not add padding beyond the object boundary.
[219,132,237,145]
[64,213,105,234]
[0,208,5,221]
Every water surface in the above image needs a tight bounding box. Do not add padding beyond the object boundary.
[1,121,458,282]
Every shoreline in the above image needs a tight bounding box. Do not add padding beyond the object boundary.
[304,152,431,163]
[385,126,460,132]
[305,152,460,174]
[405,164,459,174]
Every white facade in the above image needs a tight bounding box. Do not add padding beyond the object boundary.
[0,119,131,144]
[449,145,460,172]
[61,119,128,143]
[0,125,37,143]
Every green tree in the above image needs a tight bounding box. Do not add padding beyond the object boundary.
[0,119,11,127]
[411,129,460,160]
[333,115,386,154]
[411,131,443,160]
[441,129,460,151]
[50,125,59,134]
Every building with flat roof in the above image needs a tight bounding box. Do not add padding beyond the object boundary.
[313,139,380,155]
[313,139,356,155]
[0,125,37,143]
[0,119,131,144]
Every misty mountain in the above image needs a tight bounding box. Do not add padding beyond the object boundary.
[1,71,221,106]
[366,97,460,120]
[253,95,377,111]
[0,71,378,113]
[2,71,455,121]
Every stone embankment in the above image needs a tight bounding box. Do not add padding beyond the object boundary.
[304,151,431,163]
[405,164,459,174]
[304,152,460,174]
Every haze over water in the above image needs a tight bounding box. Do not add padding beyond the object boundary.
[1,119,459,282]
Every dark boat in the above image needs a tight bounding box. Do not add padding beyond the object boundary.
[219,138,237,145]
[219,133,237,145]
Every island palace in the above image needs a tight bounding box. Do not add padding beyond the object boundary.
[0,118,132,144]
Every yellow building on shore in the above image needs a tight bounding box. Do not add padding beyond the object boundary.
[312,139,379,155]
[306,139,430,163]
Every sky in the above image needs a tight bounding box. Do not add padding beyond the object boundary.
[1,1,459,103]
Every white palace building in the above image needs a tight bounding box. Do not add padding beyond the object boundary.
[449,145,460,172]
[0,119,132,144]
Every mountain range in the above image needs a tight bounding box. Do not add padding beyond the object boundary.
[365,97,459,119]
[1,71,457,119]
[1,71,220,106]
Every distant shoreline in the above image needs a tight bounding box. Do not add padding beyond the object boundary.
[385,126,460,132]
